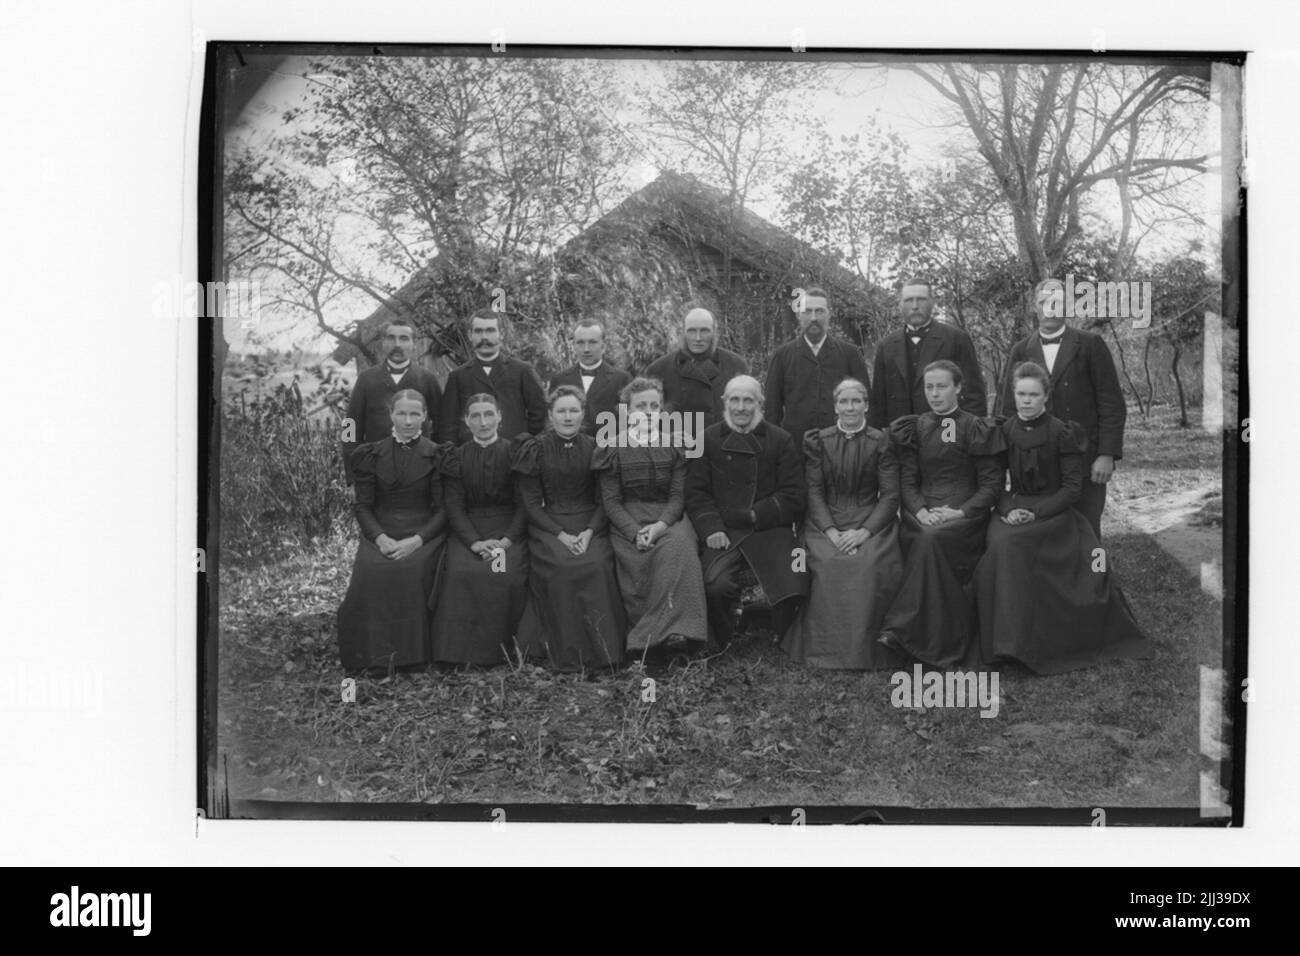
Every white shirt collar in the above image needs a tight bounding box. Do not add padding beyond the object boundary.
[804,335,825,356]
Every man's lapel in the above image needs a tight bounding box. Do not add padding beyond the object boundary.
[1049,328,1079,387]
[890,332,911,385]
[912,328,944,385]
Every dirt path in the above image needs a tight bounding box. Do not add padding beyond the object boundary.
[1106,484,1223,600]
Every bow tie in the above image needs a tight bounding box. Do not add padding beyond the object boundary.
[1039,335,1064,346]
[906,325,930,340]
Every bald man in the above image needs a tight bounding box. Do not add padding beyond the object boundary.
[686,375,808,649]
[644,307,749,427]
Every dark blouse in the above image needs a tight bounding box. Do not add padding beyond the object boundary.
[350,437,447,543]
[997,413,1087,518]
[511,431,608,535]
[591,439,687,540]
[440,437,527,547]
[890,409,1004,517]
[804,425,900,535]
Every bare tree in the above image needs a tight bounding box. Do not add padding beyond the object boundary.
[904,62,1210,286]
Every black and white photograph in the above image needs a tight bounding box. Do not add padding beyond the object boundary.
[201,41,1244,824]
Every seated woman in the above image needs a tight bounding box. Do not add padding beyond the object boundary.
[975,362,1151,674]
[337,389,448,671]
[513,385,627,672]
[880,360,1003,668]
[783,378,905,670]
[591,377,708,659]
[429,393,529,666]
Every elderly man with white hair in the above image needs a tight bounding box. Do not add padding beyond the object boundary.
[686,374,809,649]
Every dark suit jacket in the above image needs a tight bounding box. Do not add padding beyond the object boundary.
[549,362,633,436]
[686,420,809,603]
[341,363,444,483]
[644,347,750,427]
[438,355,547,446]
[996,326,1126,461]
[868,321,987,428]
[765,335,871,444]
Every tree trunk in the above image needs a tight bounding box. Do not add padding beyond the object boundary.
[1141,333,1156,412]
[1107,323,1147,417]
[1170,342,1189,427]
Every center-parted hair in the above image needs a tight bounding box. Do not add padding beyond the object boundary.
[620,376,664,405]
[387,388,427,412]
[922,359,963,388]
[547,384,587,411]
[833,377,869,403]
[1012,360,1051,394]
[463,392,501,414]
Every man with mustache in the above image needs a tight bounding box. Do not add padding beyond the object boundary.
[341,320,444,484]
[438,312,547,445]
[644,306,749,427]
[764,286,871,448]
[868,280,988,428]
[686,375,809,650]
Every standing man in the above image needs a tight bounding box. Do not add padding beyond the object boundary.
[765,286,871,445]
[439,312,547,445]
[869,280,987,428]
[644,306,749,427]
[997,278,1127,538]
[687,375,808,649]
[341,320,443,484]
[549,318,632,436]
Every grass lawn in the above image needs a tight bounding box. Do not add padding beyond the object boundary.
[214,404,1225,819]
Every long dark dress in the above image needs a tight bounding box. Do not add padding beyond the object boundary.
[337,436,447,670]
[513,432,627,671]
[975,413,1151,673]
[592,438,707,651]
[880,408,1004,668]
[783,424,906,669]
[429,437,530,665]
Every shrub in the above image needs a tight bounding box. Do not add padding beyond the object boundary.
[220,362,352,565]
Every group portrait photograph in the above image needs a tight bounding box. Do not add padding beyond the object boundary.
[204,43,1243,823]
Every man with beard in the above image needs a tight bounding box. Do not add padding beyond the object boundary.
[548,318,632,436]
[644,306,749,427]
[686,375,809,649]
[868,280,988,428]
[764,286,871,447]
[341,320,444,484]
[996,278,1127,538]
[439,312,547,445]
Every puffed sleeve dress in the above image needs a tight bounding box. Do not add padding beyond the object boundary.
[336,436,447,670]
[782,424,906,669]
[879,408,1005,668]
[429,436,530,665]
[591,437,708,652]
[974,412,1151,673]
[512,431,627,671]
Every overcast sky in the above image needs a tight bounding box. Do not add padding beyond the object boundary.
[224,54,1220,355]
